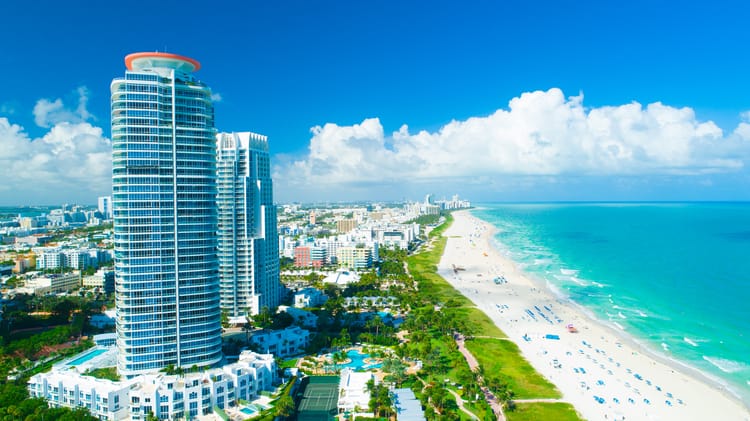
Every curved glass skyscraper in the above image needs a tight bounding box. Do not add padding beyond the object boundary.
[216,132,282,317]
[111,52,222,377]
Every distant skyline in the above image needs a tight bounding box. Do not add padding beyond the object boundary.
[2,0,750,205]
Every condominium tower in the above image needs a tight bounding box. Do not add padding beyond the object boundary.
[216,132,282,317]
[111,52,222,377]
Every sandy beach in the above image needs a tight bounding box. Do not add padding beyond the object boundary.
[438,210,750,421]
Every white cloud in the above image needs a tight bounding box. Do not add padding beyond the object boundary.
[33,86,92,128]
[1,107,111,203]
[274,88,750,197]
[211,93,223,102]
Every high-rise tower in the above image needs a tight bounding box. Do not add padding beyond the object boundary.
[216,132,282,317]
[111,52,222,377]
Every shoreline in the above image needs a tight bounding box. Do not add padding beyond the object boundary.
[485,227,750,409]
[437,209,750,421]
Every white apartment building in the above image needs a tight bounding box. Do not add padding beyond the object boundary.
[250,326,310,358]
[112,52,222,377]
[216,131,282,317]
[277,305,318,329]
[28,371,132,420]
[129,351,275,420]
[28,351,276,421]
[293,287,328,308]
[98,196,113,219]
[35,248,64,270]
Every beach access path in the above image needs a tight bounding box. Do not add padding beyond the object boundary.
[454,333,506,421]
[446,389,480,420]
[437,210,750,421]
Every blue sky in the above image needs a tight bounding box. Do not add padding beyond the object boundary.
[2,0,750,205]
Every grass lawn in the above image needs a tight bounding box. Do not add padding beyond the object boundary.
[507,402,584,421]
[279,358,298,369]
[453,307,506,338]
[83,366,120,381]
[466,338,560,399]
[462,399,494,420]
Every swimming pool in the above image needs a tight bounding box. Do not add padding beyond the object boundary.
[67,348,107,366]
[333,350,382,371]
[240,406,256,415]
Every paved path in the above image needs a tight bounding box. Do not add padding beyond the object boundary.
[455,333,506,421]
[447,389,481,420]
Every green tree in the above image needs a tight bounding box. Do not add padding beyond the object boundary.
[275,394,295,418]
[220,310,229,328]
[252,306,273,330]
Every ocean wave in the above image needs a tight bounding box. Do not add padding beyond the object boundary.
[569,277,587,286]
[533,258,553,266]
[684,337,699,347]
[612,304,648,318]
[702,356,749,374]
[618,312,627,319]
[613,322,625,330]
[560,268,579,276]
[661,342,669,352]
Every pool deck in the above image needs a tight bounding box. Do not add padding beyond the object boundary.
[55,346,117,373]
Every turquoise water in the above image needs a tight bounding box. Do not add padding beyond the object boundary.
[473,203,750,403]
[240,406,256,415]
[330,350,382,371]
[66,348,107,366]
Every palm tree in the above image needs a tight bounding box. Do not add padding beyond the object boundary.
[275,395,295,419]
[243,321,253,344]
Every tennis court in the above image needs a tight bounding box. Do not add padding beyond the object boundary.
[296,376,340,421]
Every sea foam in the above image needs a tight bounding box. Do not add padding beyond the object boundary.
[684,337,699,347]
[702,356,749,374]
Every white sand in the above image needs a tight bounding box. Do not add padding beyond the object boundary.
[437,210,750,421]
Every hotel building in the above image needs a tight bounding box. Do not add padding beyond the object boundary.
[216,132,282,317]
[111,52,222,377]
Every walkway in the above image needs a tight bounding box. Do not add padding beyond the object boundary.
[447,389,480,420]
[454,333,506,421]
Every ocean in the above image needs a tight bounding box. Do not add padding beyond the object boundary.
[472,202,750,404]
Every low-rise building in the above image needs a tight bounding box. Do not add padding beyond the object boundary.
[337,368,376,413]
[277,305,318,328]
[250,326,310,358]
[293,287,328,309]
[82,269,114,294]
[24,272,81,295]
[35,248,64,270]
[393,388,426,421]
[28,371,132,420]
[129,351,275,420]
[28,351,276,421]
